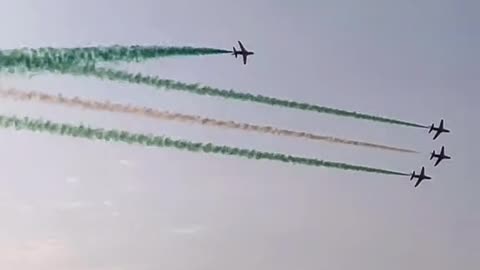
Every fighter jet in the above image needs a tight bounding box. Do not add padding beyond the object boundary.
[232,41,254,65]
[430,146,451,167]
[410,167,432,188]
[429,119,450,140]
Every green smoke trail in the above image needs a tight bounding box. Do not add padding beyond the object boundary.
[0,53,426,129]
[0,114,408,176]
[0,45,230,68]
[74,66,426,128]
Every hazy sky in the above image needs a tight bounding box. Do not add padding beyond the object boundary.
[0,0,478,269]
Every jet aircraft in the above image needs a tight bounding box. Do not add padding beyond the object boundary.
[232,41,254,65]
[410,166,432,188]
[430,146,451,167]
[429,119,450,140]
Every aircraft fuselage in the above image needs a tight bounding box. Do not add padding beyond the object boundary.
[234,51,253,56]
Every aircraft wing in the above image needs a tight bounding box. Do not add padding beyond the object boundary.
[238,41,246,51]
[415,179,422,188]
[433,130,441,140]
[434,158,441,167]
[242,54,247,65]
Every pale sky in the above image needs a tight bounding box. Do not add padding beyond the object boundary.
[0,0,478,269]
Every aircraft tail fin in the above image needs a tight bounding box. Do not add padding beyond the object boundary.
[233,47,237,57]
[430,151,435,160]
[410,172,415,180]
[429,124,434,133]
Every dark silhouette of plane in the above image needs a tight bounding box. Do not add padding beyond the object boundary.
[410,166,432,188]
[429,119,450,140]
[430,146,451,167]
[232,41,254,65]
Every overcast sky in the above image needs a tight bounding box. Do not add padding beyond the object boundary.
[0,0,478,269]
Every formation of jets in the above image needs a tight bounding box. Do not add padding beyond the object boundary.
[230,41,451,189]
[410,119,452,188]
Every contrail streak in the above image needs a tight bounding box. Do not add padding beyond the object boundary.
[0,114,408,176]
[0,88,417,154]
[0,45,230,67]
